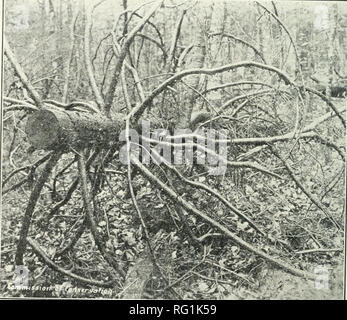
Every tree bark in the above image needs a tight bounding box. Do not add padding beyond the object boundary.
[25,109,124,151]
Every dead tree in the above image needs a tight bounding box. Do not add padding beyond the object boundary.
[3,1,346,297]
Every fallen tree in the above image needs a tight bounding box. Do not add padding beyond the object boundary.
[25,108,124,151]
[3,1,346,298]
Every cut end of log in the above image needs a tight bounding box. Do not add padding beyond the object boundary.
[25,109,62,149]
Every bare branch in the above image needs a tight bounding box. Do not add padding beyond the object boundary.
[220,89,289,113]
[135,33,167,60]
[15,151,63,265]
[158,153,266,236]
[256,2,304,87]
[84,3,106,113]
[27,237,115,288]
[202,81,277,95]
[131,156,316,280]
[209,32,266,64]
[129,61,296,122]
[302,86,346,128]
[63,7,79,103]
[4,38,44,109]
[77,150,125,278]
[105,0,163,115]
[167,9,187,70]
[271,146,342,231]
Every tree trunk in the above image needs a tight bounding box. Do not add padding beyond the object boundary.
[25,109,124,151]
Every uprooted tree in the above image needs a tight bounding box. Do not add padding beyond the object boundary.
[2,0,346,299]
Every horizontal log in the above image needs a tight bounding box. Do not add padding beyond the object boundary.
[310,77,347,98]
[317,85,347,98]
[25,109,124,151]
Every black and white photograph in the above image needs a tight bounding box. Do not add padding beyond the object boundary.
[0,0,346,301]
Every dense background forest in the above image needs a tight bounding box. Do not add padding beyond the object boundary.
[1,0,346,299]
